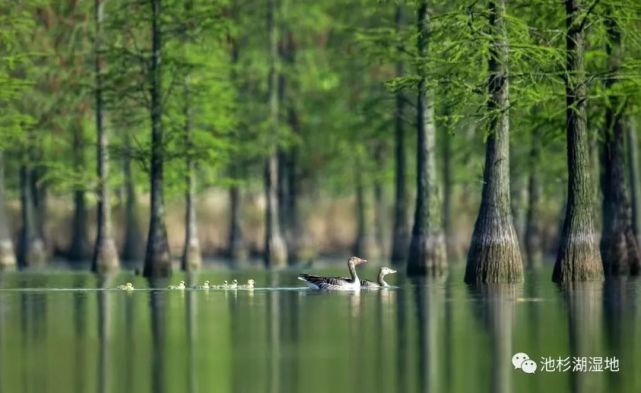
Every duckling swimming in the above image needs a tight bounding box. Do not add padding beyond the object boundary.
[117,282,135,291]
[361,267,397,288]
[239,279,255,290]
[168,281,186,290]
[228,279,238,290]
[196,280,211,290]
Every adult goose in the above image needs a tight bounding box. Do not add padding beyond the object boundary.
[361,267,397,288]
[298,256,367,290]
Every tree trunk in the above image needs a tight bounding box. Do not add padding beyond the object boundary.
[599,11,640,276]
[552,0,603,283]
[18,160,45,268]
[464,0,522,284]
[354,158,377,259]
[92,0,119,273]
[390,4,408,266]
[407,0,446,276]
[524,127,543,268]
[627,119,641,248]
[228,184,246,261]
[121,132,144,263]
[264,0,287,267]
[181,85,202,271]
[68,120,90,262]
[144,0,172,276]
[373,143,386,258]
[442,115,455,261]
[0,153,15,268]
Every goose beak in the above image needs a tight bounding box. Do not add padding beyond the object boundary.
[389,269,397,274]
[359,258,368,264]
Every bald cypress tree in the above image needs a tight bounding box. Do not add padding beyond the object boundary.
[464,0,522,284]
[143,0,172,276]
[92,0,119,273]
[599,9,640,276]
[407,0,447,276]
[552,0,603,283]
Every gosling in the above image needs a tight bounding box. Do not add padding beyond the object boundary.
[168,281,186,290]
[239,279,255,290]
[117,282,135,291]
[361,267,397,288]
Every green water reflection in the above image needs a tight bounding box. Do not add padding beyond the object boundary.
[0,267,639,393]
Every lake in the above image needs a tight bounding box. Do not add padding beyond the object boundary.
[0,263,639,393]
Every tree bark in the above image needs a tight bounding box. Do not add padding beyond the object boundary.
[627,119,641,248]
[390,9,408,265]
[599,11,641,276]
[181,84,202,271]
[68,120,90,262]
[464,0,522,283]
[524,127,543,268]
[121,131,144,263]
[228,184,247,261]
[0,153,15,268]
[18,160,45,268]
[92,0,119,273]
[442,114,455,261]
[373,143,386,258]
[144,0,172,276]
[354,157,377,259]
[553,0,603,283]
[264,0,287,267]
[407,0,446,276]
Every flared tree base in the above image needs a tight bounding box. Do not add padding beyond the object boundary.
[407,231,447,276]
[265,235,287,268]
[465,223,523,284]
[553,234,603,283]
[92,237,119,273]
[0,239,16,268]
[182,239,202,271]
[19,238,46,268]
[600,228,640,276]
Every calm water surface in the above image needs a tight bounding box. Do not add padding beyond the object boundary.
[0,264,639,393]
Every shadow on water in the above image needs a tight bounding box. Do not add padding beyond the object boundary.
[97,274,115,393]
[148,277,169,393]
[73,274,89,393]
[19,275,48,393]
[411,276,446,393]
[562,281,603,393]
[467,282,522,393]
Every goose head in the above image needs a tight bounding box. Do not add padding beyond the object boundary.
[380,267,397,276]
[348,256,368,266]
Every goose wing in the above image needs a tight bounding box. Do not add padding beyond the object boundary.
[360,279,380,288]
[298,274,352,289]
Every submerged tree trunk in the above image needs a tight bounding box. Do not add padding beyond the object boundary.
[464,0,522,284]
[92,0,119,273]
[121,132,144,263]
[390,6,408,266]
[524,127,543,268]
[18,160,45,268]
[407,0,446,276]
[144,0,172,276]
[599,12,640,276]
[553,0,603,283]
[181,87,202,271]
[68,120,90,262]
[627,119,641,248]
[264,0,287,267]
[0,153,15,268]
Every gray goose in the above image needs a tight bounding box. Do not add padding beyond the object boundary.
[298,256,367,290]
[361,267,397,288]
